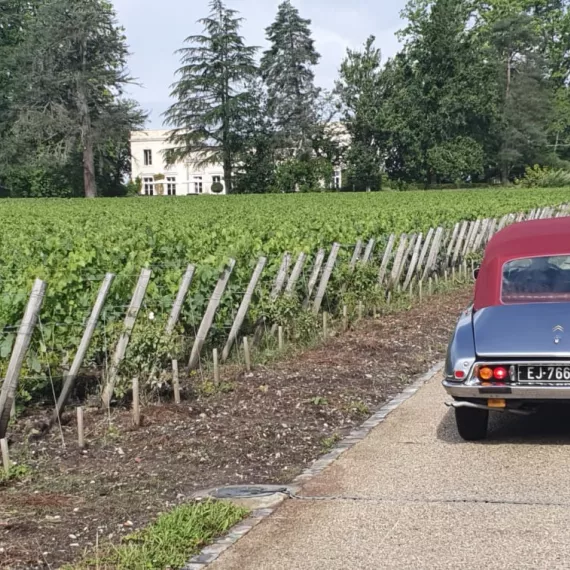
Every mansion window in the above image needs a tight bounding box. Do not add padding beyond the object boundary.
[166,176,176,195]
[144,149,152,166]
[143,176,154,196]
[194,176,203,194]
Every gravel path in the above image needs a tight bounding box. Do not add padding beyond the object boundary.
[210,369,570,570]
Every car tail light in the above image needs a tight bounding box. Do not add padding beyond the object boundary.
[477,365,511,383]
[454,370,465,379]
[493,367,508,381]
[478,366,494,381]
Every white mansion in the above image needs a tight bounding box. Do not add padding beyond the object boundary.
[130,130,228,196]
[130,125,348,196]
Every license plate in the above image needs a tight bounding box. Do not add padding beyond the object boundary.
[518,365,570,383]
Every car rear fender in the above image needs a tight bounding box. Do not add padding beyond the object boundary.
[444,304,476,381]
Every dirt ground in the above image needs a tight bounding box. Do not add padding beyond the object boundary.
[0,287,471,570]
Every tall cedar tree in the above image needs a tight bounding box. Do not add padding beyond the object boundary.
[336,36,387,190]
[163,0,257,194]
[9,0,143,198]
[260,0,320,154]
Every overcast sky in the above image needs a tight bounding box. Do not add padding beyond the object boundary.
[112,0,406,128]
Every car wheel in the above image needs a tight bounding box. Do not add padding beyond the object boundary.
[455,406,488,441]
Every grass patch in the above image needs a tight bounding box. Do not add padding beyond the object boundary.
[67,499,248,570]
[0,463,31,485]
[321,433,342,453]
[196,380,236,397]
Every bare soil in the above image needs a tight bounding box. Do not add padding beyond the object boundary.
[0,288,471,570]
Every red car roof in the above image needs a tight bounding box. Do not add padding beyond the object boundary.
[474,217,570,310]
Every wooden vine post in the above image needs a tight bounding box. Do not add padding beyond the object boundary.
[361,239,376,264]
[188,260,236,370]
[378,234,396,285]
[303,249,326,308]
[172,360,181,404]
[77,407,85,449]
[221,257,266,362]
[165,265,196,335]
[147,264,195,384]
[313,243,341,314]
[0,279,47,438]
[285,253,307,294]
[243,337,251,372]
[1,439,9,474]
[101,269,152,409]
[53,273,115,424]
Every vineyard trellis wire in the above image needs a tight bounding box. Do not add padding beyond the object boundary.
[0,204,568,439]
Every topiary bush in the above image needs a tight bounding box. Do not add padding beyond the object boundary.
[211,181,224,194]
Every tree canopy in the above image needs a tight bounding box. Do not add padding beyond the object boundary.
[2,0,570,196]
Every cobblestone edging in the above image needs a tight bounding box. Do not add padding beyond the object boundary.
[183,361,445,570]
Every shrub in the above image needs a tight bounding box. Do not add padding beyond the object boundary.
[211,181,224,194]
[516,165,570,188]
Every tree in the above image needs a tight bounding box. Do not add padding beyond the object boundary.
[5,0,144,198]
[260,0,320,154]
[0,0,39,187]
[336,36,387,190]
[308,90,343,183]
[163,0,257,194]
[383,0,495,185]
[487,13,553,181]
[232,78,277,194]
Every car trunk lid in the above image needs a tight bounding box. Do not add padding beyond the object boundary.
[473,303,570,358]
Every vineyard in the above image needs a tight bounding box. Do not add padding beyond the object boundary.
[0,189,569,416]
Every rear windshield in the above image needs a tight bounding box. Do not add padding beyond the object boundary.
[502,256,570,304]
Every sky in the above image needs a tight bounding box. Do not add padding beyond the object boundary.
[112,0,407,128]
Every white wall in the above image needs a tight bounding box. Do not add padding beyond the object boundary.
[130,123,350,195]
[130,130,227,196]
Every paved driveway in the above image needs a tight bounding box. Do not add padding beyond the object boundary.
[210,369,570,569]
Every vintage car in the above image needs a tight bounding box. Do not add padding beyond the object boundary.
[443,216,570,440]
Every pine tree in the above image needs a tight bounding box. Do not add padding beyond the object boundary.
[260,0,320,154]
[163,0,257,194]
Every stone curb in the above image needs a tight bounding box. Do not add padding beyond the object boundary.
[183,361,445,570]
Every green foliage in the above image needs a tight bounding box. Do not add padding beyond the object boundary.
[386,0,496,185]
[345,400,370,417]
[320,433,342,452]
[125,177,142,197]
[197,380,235,397]
[339,263,385,309]
[163,0,257,193]
[115,314,182,397]
[0,190,567,402]
[260,0,321,153]
[232,78,278,194]
[426,137,485,183]
[2,0,146,198]
[0,462,31,485]
[272,156,333,193]
[211,182,224,194]
[309,396,328,406]
[336,36,386,191]
[516,165,570,188]
[67,500,248,570]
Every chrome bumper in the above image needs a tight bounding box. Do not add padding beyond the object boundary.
[445,401,533,415]
[443,379,570,400]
